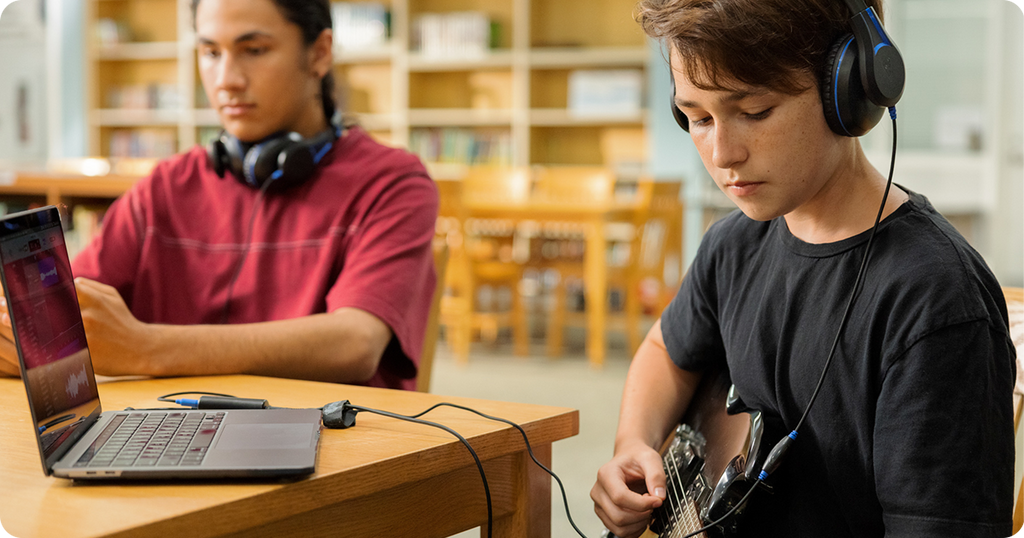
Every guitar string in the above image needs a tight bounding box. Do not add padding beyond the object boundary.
[663,453,678,521]
[665,451,695,538]
[660,441,709,538]
[665,451,686,527]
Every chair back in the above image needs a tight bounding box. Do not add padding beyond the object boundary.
[1009,286,1023,430]
[417,240,450,392]
[532,166,615,205]
[1004,287,1023,533]
[461,166,532,206]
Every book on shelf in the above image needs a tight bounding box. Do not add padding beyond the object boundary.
[332,2,389,52]
[94,18,133,45]
[106,83,180,110]
[109,129,176,159]
[65,204,109,260]
[412,12,497,59]
[409,128,512,166]
[567,69,644,118]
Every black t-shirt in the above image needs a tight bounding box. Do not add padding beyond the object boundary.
[661,189,1015,537]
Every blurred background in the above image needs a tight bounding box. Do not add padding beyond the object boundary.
[0,0,1020,536]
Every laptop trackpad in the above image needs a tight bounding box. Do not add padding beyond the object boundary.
[216,423,315,450]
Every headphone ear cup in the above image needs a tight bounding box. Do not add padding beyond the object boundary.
[821,34,884,137]
[669,75,690,132]
[209,133,249,183]
[244,137,292,190]
[207,138,229,178]
[275,145,316,191]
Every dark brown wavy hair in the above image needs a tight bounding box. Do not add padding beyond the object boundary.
[636,0,886,95]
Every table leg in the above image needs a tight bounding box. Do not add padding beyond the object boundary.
[584,220,607,367]
[488,444,552,538]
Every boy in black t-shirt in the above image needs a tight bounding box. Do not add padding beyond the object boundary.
[590,1,1015,537]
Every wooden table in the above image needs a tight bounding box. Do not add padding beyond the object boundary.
[464,199,641,368]
[0,171,139,206]
[0,375,579,538]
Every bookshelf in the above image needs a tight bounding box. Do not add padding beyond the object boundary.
[82,0,648,175]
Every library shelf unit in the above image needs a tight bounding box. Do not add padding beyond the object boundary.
[0,170,139,258]
[84,0,651,179]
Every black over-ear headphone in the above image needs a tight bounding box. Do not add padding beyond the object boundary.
[207,125,341,192]
[670,0,905,137]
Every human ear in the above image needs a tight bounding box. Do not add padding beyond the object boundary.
[310,28,333,79]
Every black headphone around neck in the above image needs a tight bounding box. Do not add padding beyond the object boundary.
[206,125,341,192]
[670,0,905,137]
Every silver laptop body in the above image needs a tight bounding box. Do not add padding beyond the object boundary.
[0,206,321,480]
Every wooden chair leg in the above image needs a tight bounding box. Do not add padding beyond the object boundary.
[513,285,529,356]
[625,280,642,356]
[455,314,472,363]
[547,277,565,357]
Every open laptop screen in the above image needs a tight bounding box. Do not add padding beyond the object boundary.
[0,206,100,467]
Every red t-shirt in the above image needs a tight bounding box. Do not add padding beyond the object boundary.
[73,127,438,390]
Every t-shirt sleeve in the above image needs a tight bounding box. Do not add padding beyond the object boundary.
[325,171,438,381]
[873,319,1015,537]
[661,227,727,373]
[71,182,148,304]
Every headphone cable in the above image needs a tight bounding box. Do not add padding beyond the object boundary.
[220,180,272,324]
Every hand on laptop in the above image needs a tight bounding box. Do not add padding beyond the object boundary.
[74,277,153,376]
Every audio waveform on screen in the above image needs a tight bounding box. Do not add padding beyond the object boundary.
[65,364,88,399]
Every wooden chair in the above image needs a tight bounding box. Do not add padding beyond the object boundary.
[1005,286,1023,533]
[440,167,532,362]
[537,170,683,357]
[416,240,449,393]
[617,180,683,354]
[530,166,618,356]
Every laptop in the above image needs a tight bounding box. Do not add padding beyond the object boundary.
[0,205,322,479]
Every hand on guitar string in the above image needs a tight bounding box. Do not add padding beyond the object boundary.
[591,438,667,538]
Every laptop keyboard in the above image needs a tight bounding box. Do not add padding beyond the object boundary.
[73,411,225,468]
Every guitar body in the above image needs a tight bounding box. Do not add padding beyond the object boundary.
[651,368,764,537]
[603,369,764,538]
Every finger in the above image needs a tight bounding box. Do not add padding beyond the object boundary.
[74,277,118,296]
[0,312,12,338]
[0,337,20,377]
[74,279,123,310]
[0,296,9,330]
[594,503,650,538]
[638,451,668,505]
[592,471,658,526]
[598,461,665,513]
[73,278,106,307]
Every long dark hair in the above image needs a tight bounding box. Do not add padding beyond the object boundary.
[191,0,337,122]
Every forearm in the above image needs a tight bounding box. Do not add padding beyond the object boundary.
[131,308,391,383]
[615,319,702,453]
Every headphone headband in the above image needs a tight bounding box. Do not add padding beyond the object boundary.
[845,4,905,107]
[207,125,341,192]
[668,0,904,137]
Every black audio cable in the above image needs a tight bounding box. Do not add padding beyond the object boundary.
[154,392,590,537]
[340,403,495,538]
[220,179,272,324]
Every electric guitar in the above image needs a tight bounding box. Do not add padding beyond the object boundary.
[604,368,765,538]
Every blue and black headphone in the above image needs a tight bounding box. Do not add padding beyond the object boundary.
[671,0,905,137]
[206,125,341,192]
